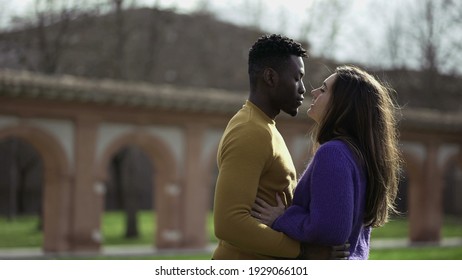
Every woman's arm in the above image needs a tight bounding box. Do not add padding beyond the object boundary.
[274,145,355,244]
[254,144,356,245]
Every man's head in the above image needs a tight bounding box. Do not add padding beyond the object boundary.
[248,34,308,118]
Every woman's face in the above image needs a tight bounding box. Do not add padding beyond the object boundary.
[307,73,336,124]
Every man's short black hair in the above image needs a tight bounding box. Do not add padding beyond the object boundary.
[248,34,307,88]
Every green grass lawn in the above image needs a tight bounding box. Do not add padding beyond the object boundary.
[49,246,462,260]
[369,246,462,260]
[1,211,461,259]
[102,211,157,246]
[370,215,462,239]
[0,215,42,248]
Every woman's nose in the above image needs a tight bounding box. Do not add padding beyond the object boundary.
[311,88,318,97]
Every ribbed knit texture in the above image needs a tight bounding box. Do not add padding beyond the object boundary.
[272,140,371,259]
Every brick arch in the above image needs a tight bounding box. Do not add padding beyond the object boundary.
[401,150,424,189]
[0,124,71,252]
[441,151,462,176]
[97,130,180,248]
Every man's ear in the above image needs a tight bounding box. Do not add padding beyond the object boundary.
[263,68,278,87]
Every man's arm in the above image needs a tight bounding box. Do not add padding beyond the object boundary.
[213,124,299,258]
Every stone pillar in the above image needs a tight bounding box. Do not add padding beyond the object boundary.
[42,165,73,253]
[409,142,443,243]
[69,115,102,251]
[181,123,207,248]
[156,181,182,249]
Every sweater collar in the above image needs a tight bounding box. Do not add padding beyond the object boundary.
[245,100,276,125]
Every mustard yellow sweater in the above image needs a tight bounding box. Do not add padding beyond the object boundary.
[212,100,300,259]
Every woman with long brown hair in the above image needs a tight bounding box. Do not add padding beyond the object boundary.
[252,65,402,259]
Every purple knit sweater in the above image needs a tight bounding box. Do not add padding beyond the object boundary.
[272,140,371,259]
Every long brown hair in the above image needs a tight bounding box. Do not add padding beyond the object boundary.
[311,65,401,227]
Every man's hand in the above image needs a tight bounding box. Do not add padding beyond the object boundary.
[298,243,350,260]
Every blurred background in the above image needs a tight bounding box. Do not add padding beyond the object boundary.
[0,0,461,259]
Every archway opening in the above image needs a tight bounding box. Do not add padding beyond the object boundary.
[102,145,156,246]
[0,137,44,248]
[443,161,462,217]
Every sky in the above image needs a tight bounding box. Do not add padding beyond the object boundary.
[138,0,399,67]
[0,0,440,72]
[0,0,395,67]
[0,0,327,30]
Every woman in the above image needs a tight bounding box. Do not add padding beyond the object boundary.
[252,65,401,259]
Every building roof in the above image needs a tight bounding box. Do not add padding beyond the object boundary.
[1,69,462,132]
[0,69,247,114]
[401,108,462,133]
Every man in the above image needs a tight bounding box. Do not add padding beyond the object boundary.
[212,34,348,259]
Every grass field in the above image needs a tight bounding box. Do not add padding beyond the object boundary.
[49,246,462,260]
[1,211,461,259]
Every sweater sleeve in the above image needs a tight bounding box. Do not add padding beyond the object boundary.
[214,124,299,258]
[272,144,355,245]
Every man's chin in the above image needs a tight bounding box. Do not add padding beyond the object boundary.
[284,108,298,117]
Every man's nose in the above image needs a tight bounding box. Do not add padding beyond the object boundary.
[299,84,306,95]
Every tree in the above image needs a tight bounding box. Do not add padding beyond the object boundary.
[384,9,406,69]
[299,0,352,59]
[111,0,127,79]
[111,147,140,238]
[194,0,211,14]
[385,0,462,76]
[4,0,101,74]
[0,138,43,228]
[142,0,165,81]
[381,0,462,110]
[243,0,264,30]
[107,144,154,239]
